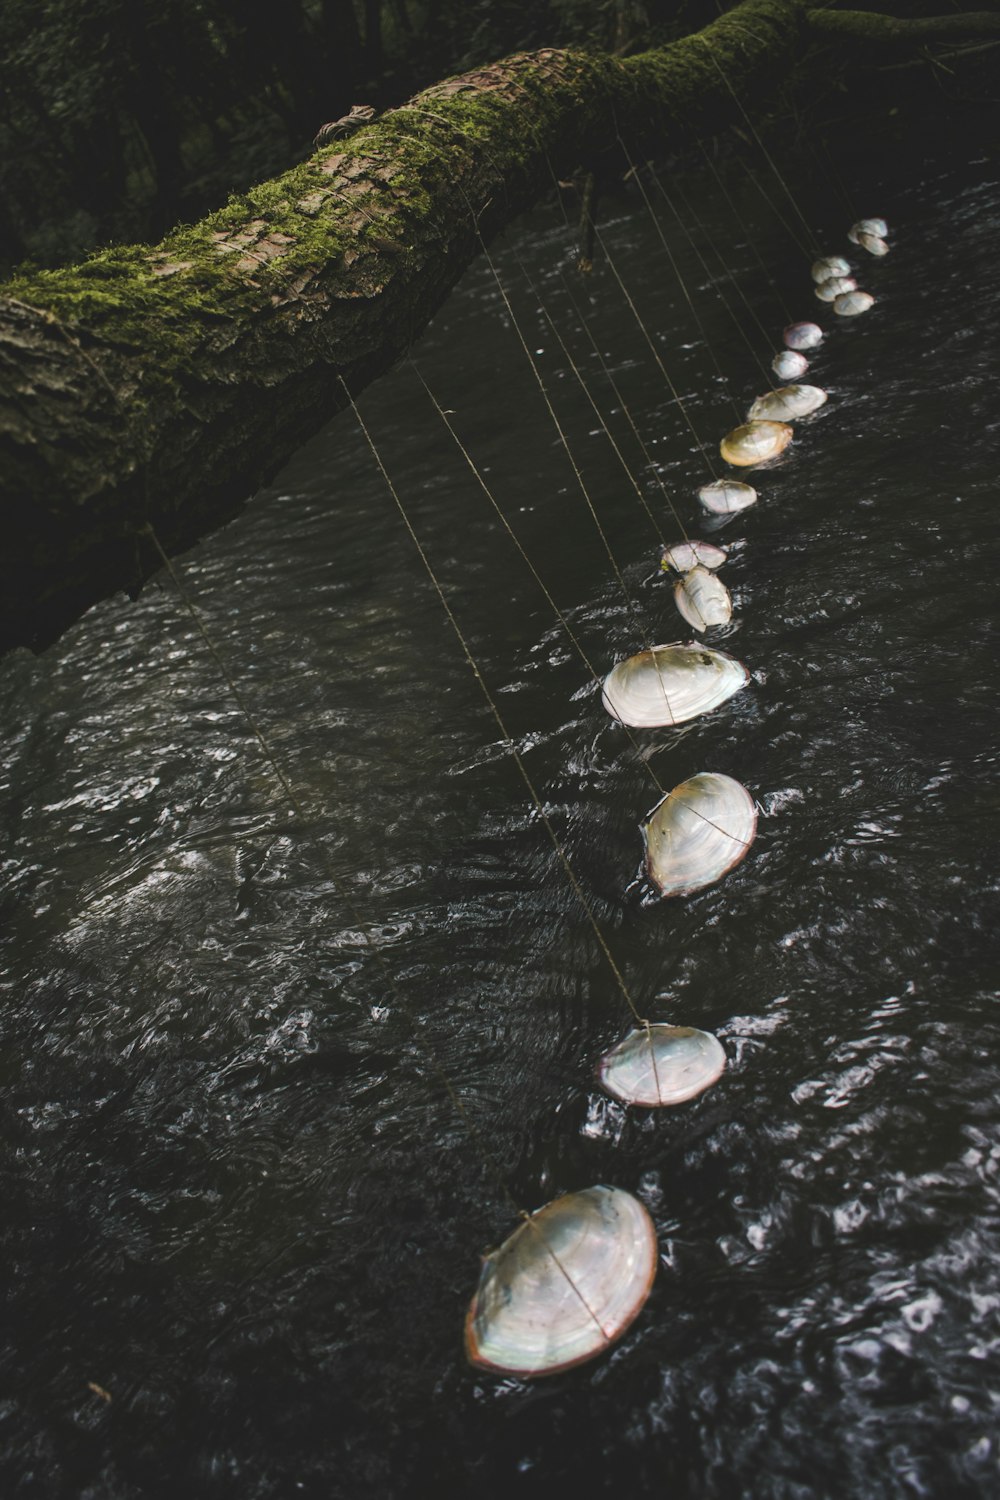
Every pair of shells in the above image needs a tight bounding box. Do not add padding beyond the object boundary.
[849,218,889,256]
[602,644,748,728]
[660,543,732,631]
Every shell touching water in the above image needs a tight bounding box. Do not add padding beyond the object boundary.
[660,540,728,573]
[849,217,888,243]
[601,645,749,728]
[815,275,857,302]
[599,1025,727,1108]
[811,255,851,283]
[697,478,757,515]
[643,772,757,897]
[674,567,733,632]
[834,290,875,317]
[748,385,827,422]
[784,322,824,351]
[772,349,808,380]
[858,232,889,257]
[720,420,793,467]
[464,1186,658,1377]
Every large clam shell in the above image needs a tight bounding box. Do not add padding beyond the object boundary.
[772,349,808,380]
[748,384,827,422]
[697,479,757,515]
[674,566,732,632]
[720,420,793,467]
[602,644,749,728]
[464,1186,657,1377]
[811,255,851,283]
[643,771,757,896]
[783,322,823,351]
[599,1024,726,1108]
[849,217,888,243]
[814,275,856,302]
[660,540,727,573]
[834,290,875,317]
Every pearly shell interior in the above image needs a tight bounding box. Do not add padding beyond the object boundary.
[747,385,827,423]
[601,645,749,728]
[697,479,757,515]
[674,566,732,632]
[661,540,728,573]
[643,771,757,897]
[720,420,793,467]
[599,1024,726,1108]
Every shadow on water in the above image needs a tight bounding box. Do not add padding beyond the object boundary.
[1,110,1000,1496]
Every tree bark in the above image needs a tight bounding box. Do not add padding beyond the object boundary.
[0,0,840,653]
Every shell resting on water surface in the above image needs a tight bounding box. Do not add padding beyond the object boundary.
[720,420,793,467]
[660,540,727,573]
[674,566,732,632]
[858,232,889,257]
[698,478,757,515]
[849,217,888,244]
[464,1186,657,1377]
[811,255,851,283]
[814,275,856,303]
[602,645,749,728]
[834,290,875,317]
[599,1024,727,1108]
[643,771,757,897]
[772,349,808,380]
[784,322,823,351]
[748,385,827,423]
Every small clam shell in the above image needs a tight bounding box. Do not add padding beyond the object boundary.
[814,275,857,302]
[643,771,757,897]
[784,322,824,351]
[674,566,732,632]
[660,540,728,573]
[464,1186,657,1377]
[599,1024,726,1108]
[772,349,809,380]
[748,384,827,423]
[849,217,888,243]
[811,255,851,283]
[602,644,749,728]
[697,479,757,515]
[720,420,793,467]
[834,290,875,317]
[858,232,889,257]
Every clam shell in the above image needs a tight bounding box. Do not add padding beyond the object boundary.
[720,420,793,467]
[834,290,875,317]
[464,1186,657,1377]
[849,217,888,243]
[697,479,757,515]
[643,771,757,896]
[814,275,857,302]
[811,255,851,283]
[599,1024,726,1108]
[772,349,808,380]
[858,232,889,257]
[748,384,827,422]
[660,540,728,573]
[602,644,749,728]
[674,566,732,632]
[783,322,823,351]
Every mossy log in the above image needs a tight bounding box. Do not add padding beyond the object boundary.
[807,9,1000,44]
[3,0,808,653]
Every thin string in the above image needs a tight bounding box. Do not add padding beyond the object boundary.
[695,143,795,325]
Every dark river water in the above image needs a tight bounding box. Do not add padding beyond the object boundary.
[2,108,999,1497]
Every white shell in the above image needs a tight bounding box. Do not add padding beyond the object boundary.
[599,1024,726,1108]
[849,218,888,243]
[602,644,749,728]
[814,275,857,302]
[748,384,827,422]
[674,566,732,632]
[697,479,757,515]
[660,540,727,573]
[643,771,757,897]
[811,255,851,283]
[464,1186,657,1377]
[834,290,875,317]
[772,349,808,380]
[720,420,793,467]
[858,232,889,257]
[784,322,823,351]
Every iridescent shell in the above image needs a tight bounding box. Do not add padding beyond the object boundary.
[697,479,757,515]
[660,540,728,573]
[674,566,732,632]
[784,322,823,351]
[848,218,888,243]
[599,1024,726,1108]
[464,1186,657,1377]
[834,290,875,317]
[602,644,749,728]
[772,349,808,380]
[858,232,889,257]
[720,420,793,467]
[811,255,851,283]
[814,275,857,302]
[748,385,827,422]
[643,771,757,896]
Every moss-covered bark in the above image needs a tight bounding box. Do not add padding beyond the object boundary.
[0,0,811,653]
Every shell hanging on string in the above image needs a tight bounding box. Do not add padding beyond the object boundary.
[642,771,757,897]
[848,218,888,244]
[720,420,793,467]
[599,1024,726,1108]
[811,255,851,283]
[784,322,824,351]
[464,1186,658,1377]
[772,349,809,380]
[834,290,875,317]
[660,540,728,573]
[697,478,757,515]
[858,232,889,257]
[674,566,732,632]
[601,645,749,728]
[814,275,857,303]
[748,385,827,422]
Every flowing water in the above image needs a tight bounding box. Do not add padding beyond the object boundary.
[2,112,999,1497]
